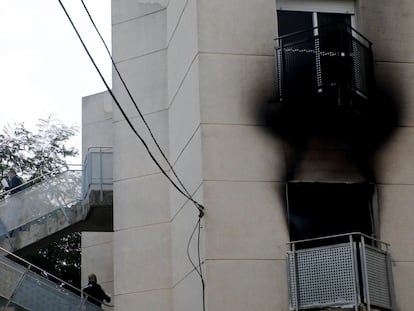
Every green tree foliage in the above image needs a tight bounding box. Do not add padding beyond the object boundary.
[0,115,81,288]
[0,115,79,182]
[25,232,82,289]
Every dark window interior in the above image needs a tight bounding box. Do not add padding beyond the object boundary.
[277,11,316,96]
[277,10,313,45]
[287,182,374,245]
[318,13,352,51]
[318,12,351,28]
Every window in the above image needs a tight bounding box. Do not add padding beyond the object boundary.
[287,182,376,245]
[276,0,355,44]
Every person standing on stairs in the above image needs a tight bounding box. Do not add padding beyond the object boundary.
[4,168,23,194]
[83,273,111,308]
[3,168,25,238]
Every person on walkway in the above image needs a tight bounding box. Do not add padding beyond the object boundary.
[2,168,25,238]
[4,168,23,194]
[83,273,111,308]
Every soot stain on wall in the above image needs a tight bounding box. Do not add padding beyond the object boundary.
[257,78,400,240]
[259,80,400,183]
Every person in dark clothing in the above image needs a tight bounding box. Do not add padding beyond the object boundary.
[2,168,24,238]
[83,273,111,308]
[4,168,23,194]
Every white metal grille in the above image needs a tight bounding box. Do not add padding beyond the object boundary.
[288,243,358,310]
[364,245,392,309]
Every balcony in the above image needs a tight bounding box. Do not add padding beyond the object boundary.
[275,22,374,111]
[81,147,113,232]
[287,233,395,311]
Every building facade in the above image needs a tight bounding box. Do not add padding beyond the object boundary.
[81,0,414,310]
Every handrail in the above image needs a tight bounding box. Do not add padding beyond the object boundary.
[87,146,112,152]
[287,231,390,247]
[274,21,373,48]
[0,167,81,198]
[0,245,113,308]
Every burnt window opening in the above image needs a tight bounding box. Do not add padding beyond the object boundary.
[286,182,375,247]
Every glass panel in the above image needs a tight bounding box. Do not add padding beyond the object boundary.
[0,170,82,235]
[12,272,82,311]
[0,254,102,311]
[0,256,25,299]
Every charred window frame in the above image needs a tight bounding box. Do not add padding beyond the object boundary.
[286,182,377,247]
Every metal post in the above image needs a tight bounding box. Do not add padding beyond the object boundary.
[99,147,103,202]
[279,40,285,102]
[291,242,300,311]
[77,294,89,311]
[385,244,396,310]
[360,236,371,311]
[349,235,359,311]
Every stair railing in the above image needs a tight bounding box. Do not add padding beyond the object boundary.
[0,245,113,310]
[0,169,83,246]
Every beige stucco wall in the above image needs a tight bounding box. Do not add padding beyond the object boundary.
[357,1,414,310]
[110,0,290,310]
[81,90,114,310]
[112,1,172,310]
[81,0,414,310]
[197,1,290,309]
[82,232,114,311]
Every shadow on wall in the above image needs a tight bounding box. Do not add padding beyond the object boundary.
[259,80,401,182]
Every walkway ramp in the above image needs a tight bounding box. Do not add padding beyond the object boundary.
[0,149,113,254]
[0,170,86,252]
[0,246,105,311]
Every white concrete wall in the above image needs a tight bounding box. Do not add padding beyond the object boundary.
[167,1,204,310]
[111,1,171,310]
[106,0,414,310]
[82,91,114,161]
[82,232,114,311]
[197,0,290,310]
[110,0,290,310]
[357,1,414,310]
[81,91,114,310]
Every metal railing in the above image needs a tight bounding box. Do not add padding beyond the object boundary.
[275,22,374,103]
[0,245,111,311]
[0,170,83,245]
[82,147,113,205]
[287,232,394,311]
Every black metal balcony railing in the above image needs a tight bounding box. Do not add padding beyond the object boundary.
[275,23,374,104]
[287,233,395,311]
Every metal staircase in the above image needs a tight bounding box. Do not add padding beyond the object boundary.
[0,148,113,253]
[0,170,85,252]
[0,245,104,311]
[0,148,113,310]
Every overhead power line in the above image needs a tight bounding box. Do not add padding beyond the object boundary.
[57,0,204,217]
[59,3,206,310]
[79,0,195,202]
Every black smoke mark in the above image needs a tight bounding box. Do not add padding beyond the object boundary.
[260,81,400,182]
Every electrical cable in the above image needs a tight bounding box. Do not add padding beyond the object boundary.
[79,0,204,218]
[78,5,207,306]
[58,3,206,310]
[186,217,206,311]
[197,217,206,311]
[57,0,204,216]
